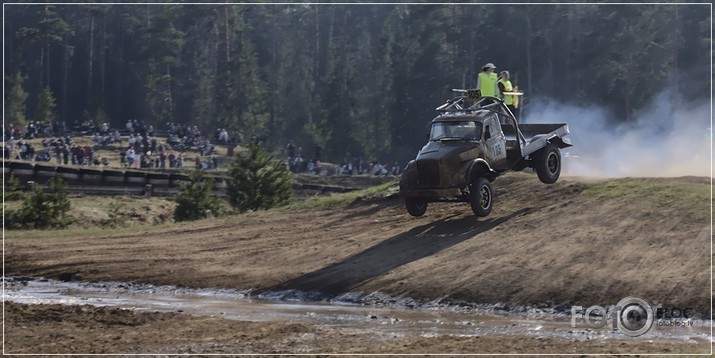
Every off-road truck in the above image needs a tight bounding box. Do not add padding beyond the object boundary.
[399,93,572,218]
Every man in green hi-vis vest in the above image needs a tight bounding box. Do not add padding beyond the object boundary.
[476,63,498,100]
[498,70,517,119]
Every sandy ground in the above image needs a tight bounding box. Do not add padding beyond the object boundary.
[4,172,712,353]
[5,302,709,354]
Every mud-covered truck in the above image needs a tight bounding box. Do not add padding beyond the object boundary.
[399,92,572,218]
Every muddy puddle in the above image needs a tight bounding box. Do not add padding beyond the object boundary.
[4,277,710,344]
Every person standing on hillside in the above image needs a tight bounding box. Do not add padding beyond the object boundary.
[126,147,135,168]
[498,70,517,120]
[476,63,498,100]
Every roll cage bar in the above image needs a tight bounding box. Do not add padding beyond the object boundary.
[435,90,527,146]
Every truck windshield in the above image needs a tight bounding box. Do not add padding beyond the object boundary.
[430,121,482,141]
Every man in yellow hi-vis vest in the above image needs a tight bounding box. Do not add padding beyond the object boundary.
[476,63,498,100]
[498,70,517,120]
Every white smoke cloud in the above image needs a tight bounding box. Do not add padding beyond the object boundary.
[523,92,712,178]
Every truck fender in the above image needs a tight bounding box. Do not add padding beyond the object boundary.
[547,135,572,148]
[465,159,496,183]
[399,160,417,189]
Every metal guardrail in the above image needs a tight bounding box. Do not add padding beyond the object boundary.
[3,160,358,197]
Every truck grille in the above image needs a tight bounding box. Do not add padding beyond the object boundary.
[416,160,440,186]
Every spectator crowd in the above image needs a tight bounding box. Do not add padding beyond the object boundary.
[283,141,400,177]
[3,120,403,177]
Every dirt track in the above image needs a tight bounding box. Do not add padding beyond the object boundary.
[6,173,710,314]
[4,174,711,353]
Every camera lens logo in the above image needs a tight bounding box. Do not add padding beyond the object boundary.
[616,296,654,337]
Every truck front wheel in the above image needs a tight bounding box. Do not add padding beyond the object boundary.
[533,144,561,184]
[405,197,428,217]
[469,177,493,217]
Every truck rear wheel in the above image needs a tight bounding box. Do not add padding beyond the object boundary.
[533,144,561,184]
[405,197,428,217]
[469,177,493,217]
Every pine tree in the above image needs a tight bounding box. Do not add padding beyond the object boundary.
[9,176,71,229]
[4,173,23,201]
[226,140,292,213]
[4,71,29,127]
[45,176,71,226]
[173,169,221,222]
[15,5,72,88]
[34,86,56,124]
[142,5,184,124]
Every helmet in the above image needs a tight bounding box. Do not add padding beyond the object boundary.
[483,63,496,69]
[500,70,509,77]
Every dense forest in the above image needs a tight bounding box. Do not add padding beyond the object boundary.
[3,3,711,163]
